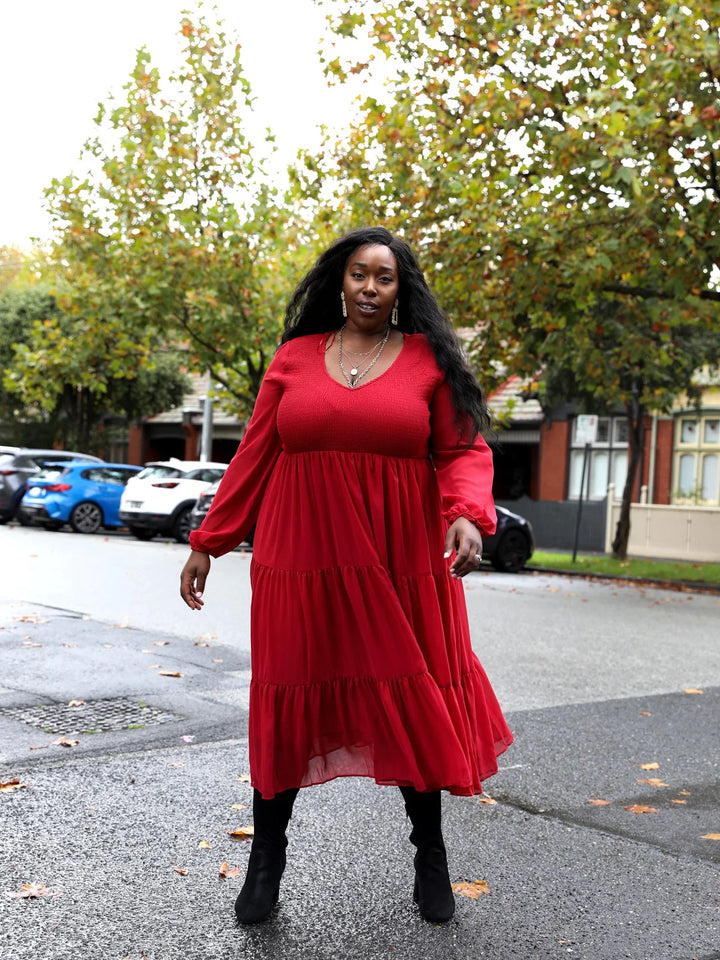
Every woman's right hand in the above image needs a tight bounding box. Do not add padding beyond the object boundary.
[180,550,211,610]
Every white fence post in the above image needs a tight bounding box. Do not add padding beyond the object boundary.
[605,484,616,554]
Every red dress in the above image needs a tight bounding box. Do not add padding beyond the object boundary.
[189,333,513,798]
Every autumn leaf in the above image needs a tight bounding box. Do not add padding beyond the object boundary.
[172,866,188,876]
[452,879,490,899]
[640,763,660,770]
[68,699,86,707]
[700,834,720,841]
[194,642,210,647]
[671,799,687,805]
[197,634,217,641]
[236,774,252,783]
[212,658,224,663]
[168,762,185,768]
[228,826,254,841]
[639,711,652,717]
[52,737,79,748]
[5,883,62,899]
[154,641,170,647]
[0,778,30,792]
[478,795,497,805]
[158,671,184,678]
[683,688,703,695]
[198,840,212,850]
[218,862,242,879]
[624,805,658,814]
[637,778,669,787]
[586,799,611,806]
[230,803,249,811]
[679,790,691,796]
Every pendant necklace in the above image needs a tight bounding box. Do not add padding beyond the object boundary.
[338,324,390,388]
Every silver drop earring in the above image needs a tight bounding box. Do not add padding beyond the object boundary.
[391,300,399,326]
[341,291,348,319]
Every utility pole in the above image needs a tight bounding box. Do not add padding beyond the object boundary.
[199,369,213,462]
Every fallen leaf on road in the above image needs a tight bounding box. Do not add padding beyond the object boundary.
[640,762,660,770]
[198,633,217,641]
[683,688,703,695]
[0,778,30,792]
[112,623,129,629]
[148,664,161,669]
[236,774,252,783]
[154,641,170,647]
[700,834,720,841]
[671,799,687,805]
[228,826,255,841]
[13,615,49,624]
[637,778,669,787]
[624,805,658,814]
[194,641,210,647]
[52,738,79,748]
[62,643,77,648]
[68,700,86,707]
[168,762,184,768]
[158,671,184,678]
[679,790,691,796]
[198,840,212,850]
[212,658,224,663]
[172,867,188,876]
[181,735,195,743]
[218,862,242,879]
[5,883,62,900]
[639,711,652,717]
[230,803,249,811]
[586,799,611,806]
[22,642,43,648]
[452,879,490,899]
[102,644,114,649]
[478,795,497,805]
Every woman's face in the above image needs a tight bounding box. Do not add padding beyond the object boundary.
[341,243,400,335]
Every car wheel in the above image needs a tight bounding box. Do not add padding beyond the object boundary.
[15,508,31,526]
[173,506,193,544]
[491,529,530,573]
[43,521,64,531]
[128,526,156,541]
[70,501,103,534]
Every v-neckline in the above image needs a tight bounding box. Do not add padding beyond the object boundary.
[322,332,406,391]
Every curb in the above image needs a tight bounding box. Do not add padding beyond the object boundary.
[524,564,720,595]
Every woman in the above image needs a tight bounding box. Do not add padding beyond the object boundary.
[180,226,513,925]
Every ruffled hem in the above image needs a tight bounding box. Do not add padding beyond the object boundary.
[249,667,513,799]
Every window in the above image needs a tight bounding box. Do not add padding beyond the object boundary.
[673,414,720,505]
[568,416,629,500]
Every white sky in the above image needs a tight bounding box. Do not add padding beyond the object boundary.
[1,0,375,248]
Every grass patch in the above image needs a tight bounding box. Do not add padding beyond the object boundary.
[528,551,720,585]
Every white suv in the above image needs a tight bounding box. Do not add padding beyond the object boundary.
[119,459,227,543]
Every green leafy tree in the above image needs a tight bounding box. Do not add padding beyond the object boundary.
[311,0,720,556]
[0,285,189,451]
[44,8,289,417]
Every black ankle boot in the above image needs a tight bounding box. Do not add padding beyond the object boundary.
[400,787,455,923]
[234,787,298,924]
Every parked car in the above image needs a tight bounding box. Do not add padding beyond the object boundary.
[482,505,535,573]
[0,448,103,524]
[119,459,228,543]
[18,461,143,533]
[189,479,255,547]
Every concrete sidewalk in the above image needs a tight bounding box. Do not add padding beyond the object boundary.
[1,603,719,960]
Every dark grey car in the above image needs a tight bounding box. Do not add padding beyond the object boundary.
[0,448,103,524]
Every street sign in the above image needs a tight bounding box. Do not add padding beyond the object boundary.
[575,415,599,445]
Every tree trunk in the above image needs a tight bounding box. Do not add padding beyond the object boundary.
[611,400,645,560]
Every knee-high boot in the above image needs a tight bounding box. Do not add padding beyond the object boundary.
[234,787,298,924]
[399,786,455,923]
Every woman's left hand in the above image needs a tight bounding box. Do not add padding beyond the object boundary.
[444,517,483,579]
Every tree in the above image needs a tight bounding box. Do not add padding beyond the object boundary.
[313,0,720,557]
[0,285,189,452]
[44,7,290,418]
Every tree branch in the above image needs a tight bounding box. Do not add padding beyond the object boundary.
[601,282,720,302]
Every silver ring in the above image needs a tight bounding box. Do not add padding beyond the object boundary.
[475,554,482,563]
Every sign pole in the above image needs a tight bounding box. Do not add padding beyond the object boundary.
[572,443,590,563]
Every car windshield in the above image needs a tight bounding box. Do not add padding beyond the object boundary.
[136,466,183,480]
[29,466,70,481]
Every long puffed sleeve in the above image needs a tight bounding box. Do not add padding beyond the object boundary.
[429,380,497,536]
[188,345,287,557]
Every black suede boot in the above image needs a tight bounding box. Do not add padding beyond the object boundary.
[399,787,455,923]
[234,787,298,924]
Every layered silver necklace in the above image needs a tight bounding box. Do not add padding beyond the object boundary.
[338,324,390,388]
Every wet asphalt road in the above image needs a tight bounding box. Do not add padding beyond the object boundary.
[1,524,719,960]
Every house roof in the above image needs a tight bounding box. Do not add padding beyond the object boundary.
[487,375,544,423]
[145,373,244,427]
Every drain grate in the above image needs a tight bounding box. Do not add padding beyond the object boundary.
[1,697,183,734]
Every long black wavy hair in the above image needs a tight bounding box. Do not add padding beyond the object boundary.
[282,226,492,442]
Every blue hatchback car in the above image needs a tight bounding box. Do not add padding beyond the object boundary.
[19,461,143,533]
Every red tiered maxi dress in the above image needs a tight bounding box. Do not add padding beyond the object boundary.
[189,333,513,799]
